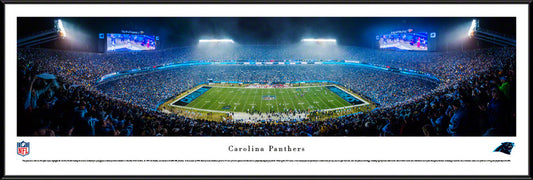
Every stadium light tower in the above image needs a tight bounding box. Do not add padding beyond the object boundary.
[57,19,67,38]
[467,19,477,38]
[17,19,67,48]
[467,18,515,47]
[199,39,234,43]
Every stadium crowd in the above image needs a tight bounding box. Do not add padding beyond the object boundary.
[17,46,515,136]
[97,65,438,109]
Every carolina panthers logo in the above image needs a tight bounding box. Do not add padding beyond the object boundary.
[494,142,514,155]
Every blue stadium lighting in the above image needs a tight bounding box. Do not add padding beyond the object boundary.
[199,39,234,43]
[301,38,336,42]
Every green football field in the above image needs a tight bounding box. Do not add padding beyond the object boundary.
[176,86,357,113]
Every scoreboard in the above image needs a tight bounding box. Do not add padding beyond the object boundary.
[377,29,437,51]
[97,31,160,53]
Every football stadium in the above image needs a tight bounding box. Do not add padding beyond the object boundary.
[17,17,516,136]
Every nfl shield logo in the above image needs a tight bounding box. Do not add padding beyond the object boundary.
[17,141,30,157]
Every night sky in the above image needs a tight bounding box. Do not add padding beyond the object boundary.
[17,17,516,52]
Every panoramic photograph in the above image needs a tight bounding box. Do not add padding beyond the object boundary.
[17,17,516,136]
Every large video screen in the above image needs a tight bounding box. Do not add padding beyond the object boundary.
[378,32,428,51]
[107,33,156,51]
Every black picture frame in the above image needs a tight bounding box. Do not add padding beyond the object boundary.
[2,0,531,179]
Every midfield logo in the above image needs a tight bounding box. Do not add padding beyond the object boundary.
[262,95,276,100]
[17,141,30,157]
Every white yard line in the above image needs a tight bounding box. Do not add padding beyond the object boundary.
[300,88,315,112]
[294,88,306,111]
[259,88,264,112]
[236,88,248,112]
[214,87,238,112]
[195,88,215,109]
[314,86,333,111]
[249,87,257,112]
[273,88,280,113]
[329,87,351,108]
[282,88,298,113]
[203,88,226,110]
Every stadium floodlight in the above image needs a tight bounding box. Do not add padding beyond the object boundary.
[301,38,336,42]
[57,19,67,38]
[467,19,477,38]
[199,39,234,43]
